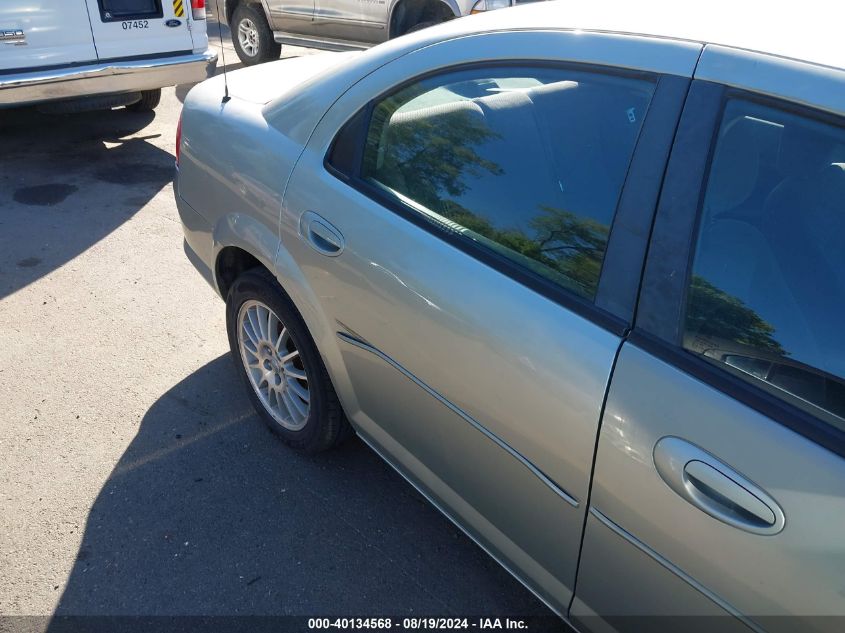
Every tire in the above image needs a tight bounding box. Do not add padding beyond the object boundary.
[127,89,161,112]
[226,268,350,453]
[231,4,282,66]
[404,20,441,35]
[37,92,140,114]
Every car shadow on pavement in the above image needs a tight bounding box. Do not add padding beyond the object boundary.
[49,354,550,618]
[0,107,173,301]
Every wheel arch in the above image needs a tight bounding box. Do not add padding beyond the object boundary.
[212,214,278,298]
[388,0,458,38]
[224,0,270,25]
[215,245,263,299]
[223,0,238,25]
[212,219,363,422]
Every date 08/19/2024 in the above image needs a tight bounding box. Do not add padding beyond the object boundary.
[307,619,529,630]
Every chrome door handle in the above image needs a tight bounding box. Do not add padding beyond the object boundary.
[653,437,785,535]
[300,211,344,257]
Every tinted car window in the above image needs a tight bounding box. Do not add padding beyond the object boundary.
[357,67,654,301]
[100,0,159,17]
[684,99,845,431]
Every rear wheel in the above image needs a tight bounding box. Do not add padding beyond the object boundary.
[127,89,161,112]
[231,4,282,66]
[226,269,350,453]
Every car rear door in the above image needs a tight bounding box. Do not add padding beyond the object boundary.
[0,0,97,70]
[571,60,845,632]
[84,0,197,60]
[277,31,698,614]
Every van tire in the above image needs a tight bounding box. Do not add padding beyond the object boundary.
[37,92,141,114]
[127,89,162,112]
[231,4,282,66]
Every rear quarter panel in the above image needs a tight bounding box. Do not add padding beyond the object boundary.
[178,86,295,286]
[177,73,346,373]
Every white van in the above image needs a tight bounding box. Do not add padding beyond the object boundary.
[0,0,217,112]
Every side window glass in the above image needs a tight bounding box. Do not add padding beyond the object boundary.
[684,99,845,431]
[356,67,654,301]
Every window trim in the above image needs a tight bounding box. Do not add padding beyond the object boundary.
[595,74,691,319]
[635,80,845,458]
[325,60,688,336]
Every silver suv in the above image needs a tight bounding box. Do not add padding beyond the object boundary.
[222,0,536,64]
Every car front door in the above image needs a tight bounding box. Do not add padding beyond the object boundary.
[0,0,97,70]
[571,77,845,632]
[312,0,386,45]
[84,0,196,60]
[267,0,315,35]
[278,31,696,613]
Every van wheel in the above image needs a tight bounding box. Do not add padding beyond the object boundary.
[226,268,351,453]
[231,4,282,66]
[37,92,141,114]
[127,89,162,112]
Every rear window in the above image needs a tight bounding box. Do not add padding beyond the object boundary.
[98,0,163,21]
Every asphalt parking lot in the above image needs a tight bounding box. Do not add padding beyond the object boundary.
[0,20,549,619]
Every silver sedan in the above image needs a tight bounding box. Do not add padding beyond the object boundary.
[175,1,845,629]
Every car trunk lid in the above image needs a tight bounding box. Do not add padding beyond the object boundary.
[207,51,361,105]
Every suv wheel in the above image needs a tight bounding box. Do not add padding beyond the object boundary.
[406,20,440,34]
[231,4,282,66]
[226,269,350,453]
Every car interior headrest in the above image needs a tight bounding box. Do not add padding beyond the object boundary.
[389,98,484,128]
[473,87,535,113]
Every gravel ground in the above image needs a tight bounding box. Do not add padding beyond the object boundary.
[0,15,550,621]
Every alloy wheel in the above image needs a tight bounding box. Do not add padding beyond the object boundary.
[237,18,260,57]
[237,299,310,430]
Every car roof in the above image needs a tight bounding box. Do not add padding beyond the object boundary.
[478,0,843,72]
[265,0,845,139]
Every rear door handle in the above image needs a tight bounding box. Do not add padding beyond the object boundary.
[300,211,344,257]
[653,437,785,535]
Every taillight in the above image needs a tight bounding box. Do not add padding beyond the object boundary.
[175,112,183,166]
[190,0,206,20]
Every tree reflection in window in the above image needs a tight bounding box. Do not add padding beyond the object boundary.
[686,276,785,355]
[366,99,503,211]
[364,84,617,299]
[443,204,609,299]
[685,279,845,427]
